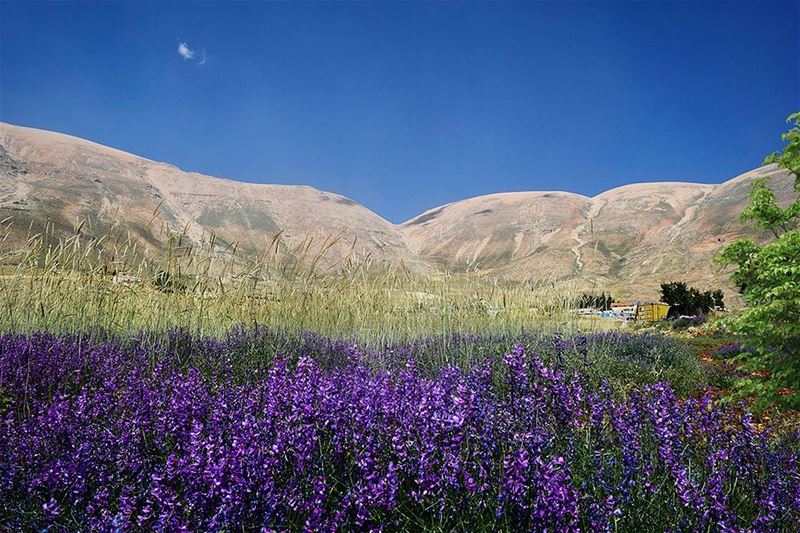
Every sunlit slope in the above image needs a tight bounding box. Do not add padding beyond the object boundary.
[2,121,794,299]
[400,166,794,299]
[0,122,414,268]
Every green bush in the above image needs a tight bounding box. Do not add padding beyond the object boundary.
[715,112,800,408]
[659,281,723,317]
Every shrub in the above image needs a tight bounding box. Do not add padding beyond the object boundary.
[712,342,745,359]
[660,282,723,317]
[715,112,800,408]
[691,315,707,326]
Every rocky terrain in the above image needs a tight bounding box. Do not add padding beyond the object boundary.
[401,165,794,299]
[0,123,413,270]
[1,122,794,298]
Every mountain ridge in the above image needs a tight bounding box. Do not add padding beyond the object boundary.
[400,182,723,225]
[1,121,794,300]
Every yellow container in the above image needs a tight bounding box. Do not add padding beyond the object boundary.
[637,303,670,322]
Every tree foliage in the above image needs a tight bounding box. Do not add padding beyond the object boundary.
[577,292,614,310]
[715,112,800,408]
[659,282,723,317]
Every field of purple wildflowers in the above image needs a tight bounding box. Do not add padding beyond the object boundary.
[1,329,798,531]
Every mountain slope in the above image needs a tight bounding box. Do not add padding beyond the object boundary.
[402,191,592,279]
[2,121,795,300]
[400,166,794,299]
[0,122,413,268]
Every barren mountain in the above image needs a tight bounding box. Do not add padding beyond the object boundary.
[401,167,794,299]
[0,122,413,269]
[1,121,795,300]
[402,191,592,280]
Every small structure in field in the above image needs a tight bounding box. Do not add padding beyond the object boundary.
[606,301,638,320]
[637,302,671,323]
[598,301,671,322]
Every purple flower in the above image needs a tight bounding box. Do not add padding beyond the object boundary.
[1,330,798,530]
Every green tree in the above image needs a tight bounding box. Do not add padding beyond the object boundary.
[715,112,800,408]
[577,292,614,310]
[659,281,721,317]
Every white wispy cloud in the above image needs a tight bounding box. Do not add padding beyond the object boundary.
[177,41,195,60]
[177,41,206,65]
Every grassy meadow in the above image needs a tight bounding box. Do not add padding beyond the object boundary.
[1,228,798,531]
[0,228,620,341]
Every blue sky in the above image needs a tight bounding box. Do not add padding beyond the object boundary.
[1,1,798,223]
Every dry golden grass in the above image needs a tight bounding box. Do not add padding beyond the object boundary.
[0,221,621,341]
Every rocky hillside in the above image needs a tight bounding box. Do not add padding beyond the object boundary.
[0,122,414,270]
[1,122,794,299]
[401,167,793,299]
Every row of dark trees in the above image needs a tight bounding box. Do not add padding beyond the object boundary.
[577,292,614,311]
